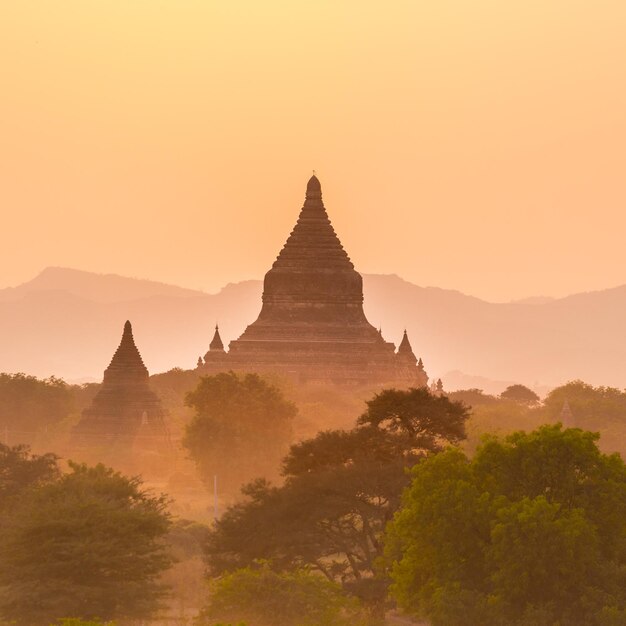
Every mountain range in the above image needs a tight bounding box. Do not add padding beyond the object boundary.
[0,267,624,392]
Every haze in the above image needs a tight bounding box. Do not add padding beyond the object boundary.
[2,1,625,301]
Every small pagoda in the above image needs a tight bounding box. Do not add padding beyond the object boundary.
[199,175,429,387]
[74,321,170,450]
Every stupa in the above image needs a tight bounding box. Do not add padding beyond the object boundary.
[74,321,170,449]
[199,175,428,387]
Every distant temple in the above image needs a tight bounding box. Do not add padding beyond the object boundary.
[198,175,429,387]
[74,321,170,450]
[559,399,574,427]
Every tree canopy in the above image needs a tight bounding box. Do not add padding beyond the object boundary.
[204,388,470,615]
[0,373,74,438]
[499,384,540,405]
[0,442,59,506]
[0,462,172,625]
[197,563,368,626]
[183,372,296,492]
[386,424,626,626]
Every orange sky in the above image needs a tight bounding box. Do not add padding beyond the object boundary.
[1,1,625,302]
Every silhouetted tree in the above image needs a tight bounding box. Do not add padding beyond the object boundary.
[204,388,470,616]
[183,372,296,492]
[0,463,172,624]
[447,388,498,407]
[500,384,540,406]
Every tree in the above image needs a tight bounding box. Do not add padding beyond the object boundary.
[197,563,368,626]
[0,463,172,624]
[0,373,74,438]
[0,443,59,506]
[447,388,498,407]
[204,388,470,616]
[183,372,296,492]
[386,425,626,626]
[499,384,540,406]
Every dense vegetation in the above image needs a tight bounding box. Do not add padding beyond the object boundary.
[1,371,626,625]
[204,388,470,618]
[0,373,74,437]
[0,444,172,625]
[386,425,626,625]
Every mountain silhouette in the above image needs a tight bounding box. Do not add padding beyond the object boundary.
[0,267,624,390]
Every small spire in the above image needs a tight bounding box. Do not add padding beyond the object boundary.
[197,356,204,368]
[209,324,225,352]
[397,329,417,366]
[398,330,413,354]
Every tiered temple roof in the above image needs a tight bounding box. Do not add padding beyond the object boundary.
[200,175,428,387]
[74,321,169,448]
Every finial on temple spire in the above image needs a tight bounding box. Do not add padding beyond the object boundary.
[306,172,322,200]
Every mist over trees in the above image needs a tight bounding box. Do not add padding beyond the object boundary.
[183,372,296,492]
[204,389,470,617]
[0,374,74,437]
[1,369,626,625]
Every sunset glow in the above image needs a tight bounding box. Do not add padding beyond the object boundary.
[2,1,625,300]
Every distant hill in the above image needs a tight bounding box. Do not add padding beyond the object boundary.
[0,266,624,390]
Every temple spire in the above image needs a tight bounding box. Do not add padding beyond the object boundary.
[398,330,415,355]
[209,324,225,352]
[103,320,149,384]
[305,174,322,200]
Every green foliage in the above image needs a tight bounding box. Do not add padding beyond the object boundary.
[0,443,59,507]
[357,387,468,449]
[499,384,540,405]
[386,424,626,626]
[205,388,469,614]
[198,563,367,626]
[183,372,296,492]
[0,373,74,435]
[0,463,173,624]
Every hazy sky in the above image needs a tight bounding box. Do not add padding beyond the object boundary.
[1,1,625,302]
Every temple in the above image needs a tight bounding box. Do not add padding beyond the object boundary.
[74,321,170,450]
[200,175,428,387]
[559,399,574,427]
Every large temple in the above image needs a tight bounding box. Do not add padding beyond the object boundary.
[73,321,170,451]
[199,175,428,387]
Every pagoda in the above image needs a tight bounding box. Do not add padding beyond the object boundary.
[74,321,170,449]
[199,175,428,387]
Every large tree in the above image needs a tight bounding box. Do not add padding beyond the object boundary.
[499,383,540,406]
[204,388,470,615]
[386,424,626,626]
[183,372,296,492]
[0,463,172,625]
